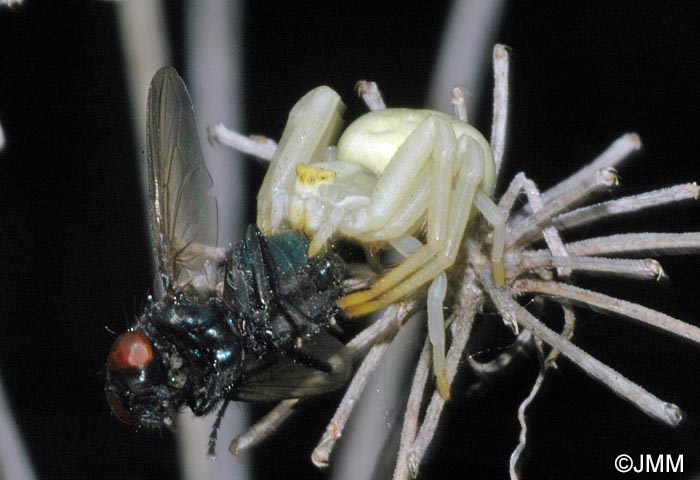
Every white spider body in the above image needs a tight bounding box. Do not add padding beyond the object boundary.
[338,108,495,184]
[257,85,505,397]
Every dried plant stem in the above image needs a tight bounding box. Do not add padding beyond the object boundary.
[228,399,298,455]
[346,301,417,356]
[483,270,684,427]
[500,173,571,277]
[498,171,577,477]
[514,279,700,346]
[552,183,699,233]
[508,349,545,480]
[491,44,510,179]
[451,86,468,122]
[512,255,664,280]
[467,329,533,377]
[539,133,642,208]
[208,123,277,161]
[560,232,700,257]
[312,342,390,468]
[508,168,620,247]
[393,338,432,480]
[546,304,577,366]
[406,271,481,478]
[355,80,386,111]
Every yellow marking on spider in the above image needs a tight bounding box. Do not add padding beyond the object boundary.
[295,164,336,189]
[493,259,506,286]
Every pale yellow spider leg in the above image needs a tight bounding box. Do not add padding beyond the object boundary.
[360,163,431,242]
[338,117,456,309]
[343,134,484,315]
[474,191,507,286]
[427,272,449,398]
[346,136,485,399]
[307,204,347,256]
[256,87,345,235]
[342,116,440,234]
[388,234,423,256]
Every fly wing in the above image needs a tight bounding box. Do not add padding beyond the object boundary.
[146,67,219,295]
[232,331,352,402]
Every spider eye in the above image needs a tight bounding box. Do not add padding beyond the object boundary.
[107,331,154,371]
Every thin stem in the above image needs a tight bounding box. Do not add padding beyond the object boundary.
[500,173,571,277]
[491,44,510,180]
[407,270,481,478]
[511,254,665,281]
[546,304,577,367]
[355,80,386,111]
[312,342,390,468]
[556,232,700,257]
[540,133,642,209]
[467,329,533,377]
[451,86,468,122]
[552,183,699,233]
[509,357,545,480]
[508,167,619,248]
[228,399,299,455]
[482,270,684,427]
[393,338,432,480]
[209,123,277,161]
[514,279,700,346]
[346,301,417,357]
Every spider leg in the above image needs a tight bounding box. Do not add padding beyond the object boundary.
[427,272,449,398]
[342,135,486,399]
[337,117,457,310]
[257,87,345,235]
[341,116,447,234]
[367,170,431,241]
[474,191,507,285]
[339,132,486,316]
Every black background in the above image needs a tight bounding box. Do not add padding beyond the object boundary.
[1,1,700,479]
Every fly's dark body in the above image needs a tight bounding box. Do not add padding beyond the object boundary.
[226,228,347,371]
[105,67,350,455]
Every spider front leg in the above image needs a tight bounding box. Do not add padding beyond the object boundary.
[257,86,345,235]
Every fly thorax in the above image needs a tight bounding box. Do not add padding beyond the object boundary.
[140,296,243,416]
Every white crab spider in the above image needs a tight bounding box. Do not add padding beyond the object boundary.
[256,86,505,397]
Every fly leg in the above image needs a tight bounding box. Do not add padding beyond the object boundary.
[207,399,230,458]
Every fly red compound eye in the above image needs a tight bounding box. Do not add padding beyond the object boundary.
[106,392,137,425]
[107,331,153,371]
